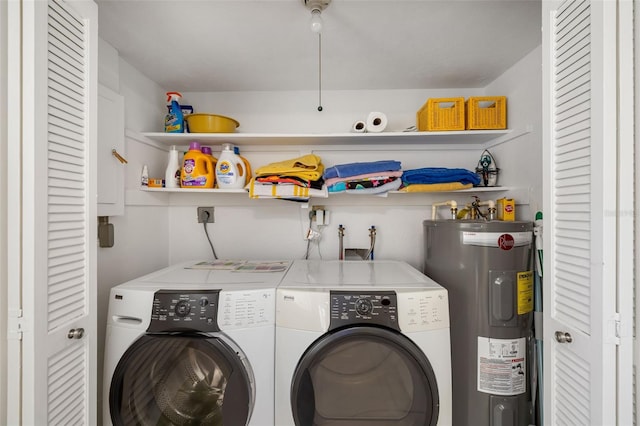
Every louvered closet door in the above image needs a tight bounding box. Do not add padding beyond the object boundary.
[15,0,98,423]
[542,0,619,424]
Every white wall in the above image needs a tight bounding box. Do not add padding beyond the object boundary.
[484,45,543,219]
[96,39,170,421]
[179,88,484,134]
[159,47,542,270]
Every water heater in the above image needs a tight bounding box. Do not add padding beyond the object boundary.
[423,220,533,426]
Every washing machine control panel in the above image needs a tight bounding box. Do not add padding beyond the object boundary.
[147,290,220,333]
[329,291,399,331]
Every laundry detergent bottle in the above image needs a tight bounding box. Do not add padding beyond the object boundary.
[201,146,218,168]
[234,146,252,183]
[215,143,246,189]
[200,146,218,187]
[164,91,184,133]
[164,145,181,188]
[180,142,214,188]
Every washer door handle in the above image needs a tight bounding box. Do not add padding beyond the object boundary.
[68,328,85,340]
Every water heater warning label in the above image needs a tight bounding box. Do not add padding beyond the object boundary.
[477,337,526,396]
[517,271,534,314]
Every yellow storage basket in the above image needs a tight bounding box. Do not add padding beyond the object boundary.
[466,96,507,130]
[416,97,466,131]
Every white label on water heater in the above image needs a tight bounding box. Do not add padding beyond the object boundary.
[463,231,532,249]
[477,336,526,395]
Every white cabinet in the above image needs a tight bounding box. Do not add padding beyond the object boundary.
[98,84,125,216]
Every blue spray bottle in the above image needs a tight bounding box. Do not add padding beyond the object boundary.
[164,91,184,133]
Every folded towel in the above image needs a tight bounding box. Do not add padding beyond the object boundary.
[256,175,324,190]
[329,178,402,195]
[402,167,481,186]
[248,179,328,201]
[346,179,402,194]
[324,171,403,187]
[398,182,473,192]
[255,154,324,181]
[346,176,398,190]
[328,182,347,193]
[323,160,402,180]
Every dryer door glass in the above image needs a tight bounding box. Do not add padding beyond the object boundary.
[292,326,439,425]
[109,334,252,426]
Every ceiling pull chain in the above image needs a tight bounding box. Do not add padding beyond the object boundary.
[317,33,323,112]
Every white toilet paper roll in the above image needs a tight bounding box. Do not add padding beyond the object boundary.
[366,112,388,133]
[351,120,367,133]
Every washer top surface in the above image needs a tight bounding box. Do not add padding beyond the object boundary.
[279,260,443,290]
[112,260,292,291]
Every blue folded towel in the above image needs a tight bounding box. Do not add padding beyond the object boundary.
[402,167,481,186]
[323,160,402,180]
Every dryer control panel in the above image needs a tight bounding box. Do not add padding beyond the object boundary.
[147,290,220,333]
[329,291,400,332]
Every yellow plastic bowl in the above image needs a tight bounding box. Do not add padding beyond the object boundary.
[186,114,240,133]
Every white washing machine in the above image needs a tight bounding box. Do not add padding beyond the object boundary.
[103,260,291,426]
[275,260,452,426]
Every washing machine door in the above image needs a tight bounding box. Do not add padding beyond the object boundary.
[291,326,439,426]
[109,333,253,426]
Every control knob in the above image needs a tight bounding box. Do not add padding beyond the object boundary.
[175,300,192,317]
[355,298,373,316]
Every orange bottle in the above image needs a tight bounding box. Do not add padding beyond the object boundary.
[180,142,214,188]
[201,146,218,187]
[234,146,252,182]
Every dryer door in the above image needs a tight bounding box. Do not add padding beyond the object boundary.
[291,326,439,426]
[109,334,253,426]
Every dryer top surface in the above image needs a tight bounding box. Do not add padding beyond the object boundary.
[113,259,292,291]
[279,260,444,290]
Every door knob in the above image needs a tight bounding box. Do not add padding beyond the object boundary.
[554,331,572,343]
[67,328,85,339]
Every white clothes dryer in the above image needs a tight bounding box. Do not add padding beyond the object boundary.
[275,260,452,426]
[103,260,290,426]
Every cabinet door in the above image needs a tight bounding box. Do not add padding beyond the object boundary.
[542,0,633,424]
[7,0,98,423]
[97,83,125,216]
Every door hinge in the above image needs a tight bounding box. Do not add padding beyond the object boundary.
[7,309,23,341]
[609,313,622,345]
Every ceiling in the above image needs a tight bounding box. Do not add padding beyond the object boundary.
[96,0,542,92]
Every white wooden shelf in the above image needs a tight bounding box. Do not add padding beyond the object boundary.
[389,186,510,194]
[140,187,247,194]
[140,129,511,147]
[140,186,510,195]
[133,129,525,202]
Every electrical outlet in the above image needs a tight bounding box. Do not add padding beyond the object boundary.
[310,206,329,225]
[197,207,215,223]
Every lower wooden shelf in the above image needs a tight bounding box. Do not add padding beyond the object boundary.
[140,186,510,195]
[140,187,248,194]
